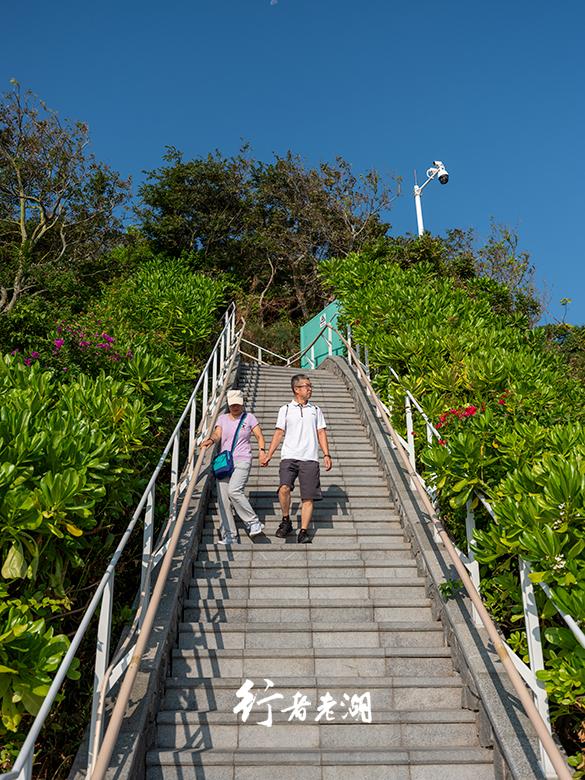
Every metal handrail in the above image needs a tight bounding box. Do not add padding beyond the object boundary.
[88,323,243,779]
[0,304,240,780]
[324,323,571,780]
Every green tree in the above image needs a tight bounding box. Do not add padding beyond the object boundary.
[137,148,396,322]
[0,82,130,315]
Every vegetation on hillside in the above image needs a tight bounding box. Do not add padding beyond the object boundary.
[1,81,584,774]
[320,243,585,769]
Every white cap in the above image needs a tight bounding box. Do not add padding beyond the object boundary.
[227,390,244,406]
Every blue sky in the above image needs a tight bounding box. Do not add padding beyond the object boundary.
[3,0,584,323]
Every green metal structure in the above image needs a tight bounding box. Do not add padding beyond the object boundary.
[299,300,345,368]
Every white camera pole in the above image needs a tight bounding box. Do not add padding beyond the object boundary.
[413,161,449,236]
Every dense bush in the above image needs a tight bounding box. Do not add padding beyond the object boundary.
[321,246,585,765]
[0,259,226,770]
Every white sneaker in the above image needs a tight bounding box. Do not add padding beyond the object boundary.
[218,534,237,545]
[248,520,265,537]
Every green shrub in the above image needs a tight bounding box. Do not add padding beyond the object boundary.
[321,246,585,760]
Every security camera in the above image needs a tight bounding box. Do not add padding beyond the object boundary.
[433,161,449,185]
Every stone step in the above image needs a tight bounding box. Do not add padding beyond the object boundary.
[199,532,409,548]
[189,578,427,601]
[177,621,446,650]
[176,621,446,650]
[193,561,417,577]
[208,500,396,516]
[170,646,455,679]
[182,598,433,623]
[202,518,404,531]
[195,548,416,564]
[160,675,465,713]
[146,747,495,780]
[155,708,479,750]
[244,474,388,484]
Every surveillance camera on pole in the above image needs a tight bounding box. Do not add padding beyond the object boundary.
[413,160,450,235]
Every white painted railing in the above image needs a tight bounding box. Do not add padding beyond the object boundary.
[0,304,241,780]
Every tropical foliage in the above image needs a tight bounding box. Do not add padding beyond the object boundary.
[320,241,585,764]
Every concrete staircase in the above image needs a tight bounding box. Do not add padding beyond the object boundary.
[146,364,495,779]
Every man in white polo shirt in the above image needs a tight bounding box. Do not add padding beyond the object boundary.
[263,373,332,543]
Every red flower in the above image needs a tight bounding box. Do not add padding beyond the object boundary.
[438,439,446,446]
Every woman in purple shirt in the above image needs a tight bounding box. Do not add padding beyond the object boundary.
[201,389,267,544]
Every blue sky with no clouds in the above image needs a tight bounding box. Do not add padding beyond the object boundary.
[2,0,584,323]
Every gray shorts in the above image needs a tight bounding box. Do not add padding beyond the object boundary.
[279,459,322,501]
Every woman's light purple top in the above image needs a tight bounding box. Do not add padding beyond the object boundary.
[216,412,259,462]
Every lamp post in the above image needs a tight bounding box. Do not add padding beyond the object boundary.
[413,160,449,236]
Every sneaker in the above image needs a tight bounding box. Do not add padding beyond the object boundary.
[275,517,293,538]
[248,520,265,537]
[297,528,311,544]
[217,534,237,545]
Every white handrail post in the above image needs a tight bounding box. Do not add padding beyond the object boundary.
[328,335,333,357]
[212,349,218,392]
[520,559,556,779]
[220,327,226,377]
[87,573,114,773]
[405,395,416,471]
[140,487,155,624]
[310,344,315,370]
[201,369,209,433]
[465,500,482,626]
[170,433,180,514]
[426,421,434,445]
[189,398,197,461]
[364,345,370,380]
[347,325,352,366]
[257,345,262,365]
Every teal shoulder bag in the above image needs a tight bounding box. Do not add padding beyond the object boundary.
[212,413,247,479]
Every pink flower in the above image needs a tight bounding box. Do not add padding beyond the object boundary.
[30,351,40,360]
[53,338,65,350]
[23,358,32,366]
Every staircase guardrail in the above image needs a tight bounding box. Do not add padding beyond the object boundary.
[1,304,242,780]
[243,324,575,780]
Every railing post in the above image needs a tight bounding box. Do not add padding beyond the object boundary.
[347,325,352,366]
[520,559,556,779]
[212,349,218,392]
[310,344,315,370]
[87,572,114,774]
[364,345,370,379]
[189,397,197,461]
[426,421,434,445]
[140,487,155,625]
[201,369,209,432]
[170,433,180,514]
[465,500,482,626]
[220,327,226,377]
[405,395,416,471]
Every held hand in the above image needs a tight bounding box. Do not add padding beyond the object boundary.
[261,454,271,467]
[324,454,333,472]
[200,438,214,450]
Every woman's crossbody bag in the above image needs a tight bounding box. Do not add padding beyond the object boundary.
[212,413,247,480]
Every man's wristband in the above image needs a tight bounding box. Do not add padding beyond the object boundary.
[324,453,331,458]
